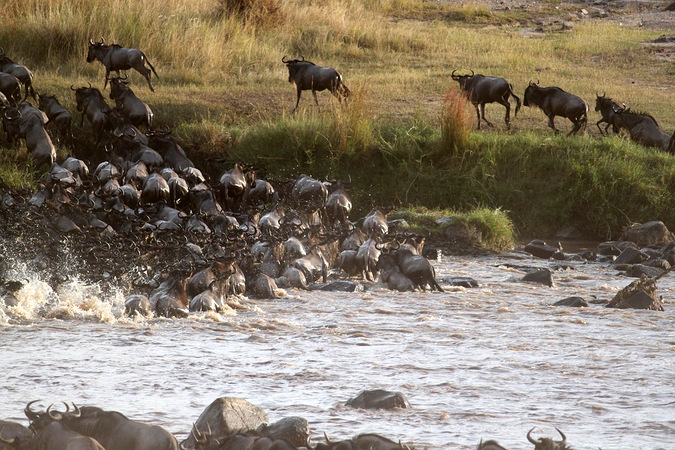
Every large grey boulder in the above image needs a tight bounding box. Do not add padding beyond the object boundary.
[621,221,675,247]
[521,268,554,287]
[523,240,562,259]
[607,275,664,311]
[182,397,268,449]
[345,389,411,409]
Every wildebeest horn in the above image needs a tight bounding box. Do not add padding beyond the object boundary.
[469,69,475,76]
[0,47,4,56]
[70,84,77,91]
[526,428,541,445]
[300,55,305,62]
[282,55,289,63]
[47,404,62,421]
[89,38,95,45]
[555,427,566,444]
[99,37,105,44]
[25,400,42,422]
[451,69,459,79]
[323,432,331,444]
[0,428,14,445]
[70,403,81,418]
[87,81,92,89]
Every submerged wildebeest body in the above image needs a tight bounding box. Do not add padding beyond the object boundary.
[38,94,73,146]
[526,428,571,450]
[612,109,672,152]
[523,82,588,136]
[451,69,521,129]
[109,76,154,128]
[594,93,626,135]
[476,439,508,450]
[0,420,33,450]
[87,38,159,92]
[0,49,36,101]
[282,56,349,112]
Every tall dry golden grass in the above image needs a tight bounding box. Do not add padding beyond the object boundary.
[440,87,474,157]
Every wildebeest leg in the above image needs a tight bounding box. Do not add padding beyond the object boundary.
[547,115,559,134]
[104,69,111,90]
[498,99,511,129]
[596,119,606,136]
[312,90,319,107]
[292,87,302,113]
[567,119,582,136]
[474,104,481,129]
[480,104,494,128]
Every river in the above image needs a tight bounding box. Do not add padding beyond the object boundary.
[0,250,673,450]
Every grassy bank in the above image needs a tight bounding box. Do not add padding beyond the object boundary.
[1,0,674,245]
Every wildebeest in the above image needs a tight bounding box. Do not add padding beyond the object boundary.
[109,75,153,128]
[150,272,189,318]
[71,84,112,145]
[0,48,36,101]
[394,247,443,292]
[21,402,106,450]
[282,56,349,113]
[523,81,588,136]
[362,207,390,237]
[612,108,672,152]
[451,69,521,129]
[526,428,571,450]
[147,129,195,172]
[593,93,625,135]
[38,94,73,146]
[315,433,411,450]
[86,37,159,92]
[376,251,414,292]
[0,72,22,105]
[3,103,56,169]
[476,439,508,450]
[0,420,33,450]
[217,162,256,211]
[45,403,180,450]
[325,180,352,227]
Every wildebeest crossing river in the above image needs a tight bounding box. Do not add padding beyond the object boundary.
[0,248,673,449]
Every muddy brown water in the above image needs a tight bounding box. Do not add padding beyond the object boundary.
[0,250,673,449]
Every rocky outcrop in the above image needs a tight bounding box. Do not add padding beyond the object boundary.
[621,221,675,247]
[607,275,664,311]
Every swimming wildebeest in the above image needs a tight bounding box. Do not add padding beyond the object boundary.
[594,92,626,135]
[523,81,588,136]
[0,48,36,101]
[451,69,521,129]
[282,55,350,113]
[526,427,571,450]
[86,37,159,92]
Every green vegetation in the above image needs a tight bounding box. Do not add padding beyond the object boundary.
[1,0,674,248]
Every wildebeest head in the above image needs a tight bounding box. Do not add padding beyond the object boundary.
[522,81,541,107]
[109,74,130,99]
[282,55,308,82]
[527,427,571,450]
[451,69,476,90]
[86,37,106,63]
[594,92,625,114]
[71,83,102,111]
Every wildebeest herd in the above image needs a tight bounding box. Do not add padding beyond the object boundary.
[0,399,573,450]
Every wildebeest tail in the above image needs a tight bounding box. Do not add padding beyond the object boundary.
[509,83,521,117]
[142,51,159,80]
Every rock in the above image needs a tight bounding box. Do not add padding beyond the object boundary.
[621,221,675,247]
[345,389,410,410]
[553,296,588,307]
[625,264,665,279]
[613,247,649,265]
[308,280,364,292]
[387,218,409,231]
[521,268,554,287]
[666,3,675,12]
[260,417,310,448]
[607,275,664,311]
[445,277,479,288]
[562,21,574,30]
[523,240,561,259]
[598,240,637,256]
[182,398,269,449]
[443,222,482,248]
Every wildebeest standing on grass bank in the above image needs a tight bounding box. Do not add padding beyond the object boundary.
[86,37,159,92]
[612,108,673,152]
[523,81,588,136]
[109,75,153,129]
[38,94,73,147]
[71,84,112,146]
[282,56,350,113]
[451,69,521,129]
[594,92,626,135]
[0,47,36,101]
